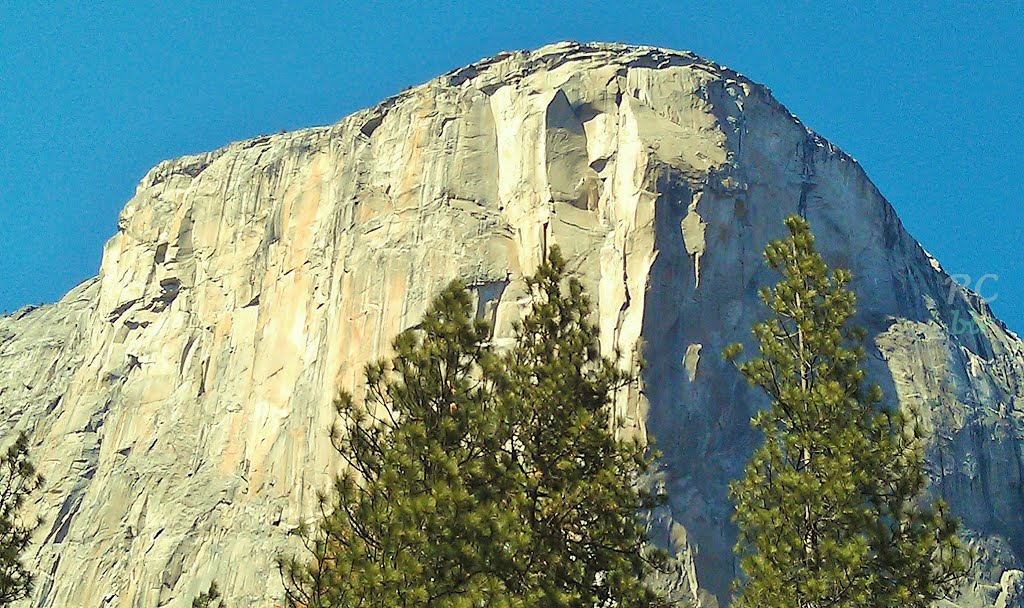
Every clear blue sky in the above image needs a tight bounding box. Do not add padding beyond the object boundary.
[2,2,1021,330]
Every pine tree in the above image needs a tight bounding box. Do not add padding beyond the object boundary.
[278,282,515,607]
[280,248,671,607]
[0,432,43,606]
[494,247,669,607]
[724,216,970,608]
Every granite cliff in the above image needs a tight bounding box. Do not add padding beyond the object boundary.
[1,42,1022,607]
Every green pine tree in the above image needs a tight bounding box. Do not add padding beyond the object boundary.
[724,216,970,608]
[278,281,515,607]
[280,247,671,607]
[494,247,670,607]
[0,432,43,606]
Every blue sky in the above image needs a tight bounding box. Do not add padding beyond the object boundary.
[1,2,1021,330]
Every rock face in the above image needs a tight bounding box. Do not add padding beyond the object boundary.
[1,41,1022,607]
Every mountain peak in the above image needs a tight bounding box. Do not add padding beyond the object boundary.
[3,40,1023,608]
[438,40,745,93]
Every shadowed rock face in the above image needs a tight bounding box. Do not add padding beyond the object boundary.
[1,41,1021,607]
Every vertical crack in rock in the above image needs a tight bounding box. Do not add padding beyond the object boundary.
[797,137,817,218]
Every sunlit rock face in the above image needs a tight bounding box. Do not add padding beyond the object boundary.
[1,41,1022,607]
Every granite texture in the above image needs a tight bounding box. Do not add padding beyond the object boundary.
[1,42,1021,607]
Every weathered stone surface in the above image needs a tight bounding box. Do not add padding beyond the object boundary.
[1,41,1022,607]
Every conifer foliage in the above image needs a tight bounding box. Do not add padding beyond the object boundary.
[724,216,970,608]
[496,249,668,607]
[0,432,43,606]
[280,247,669,607]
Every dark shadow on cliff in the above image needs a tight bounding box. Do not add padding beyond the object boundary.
[634,159,1016,603]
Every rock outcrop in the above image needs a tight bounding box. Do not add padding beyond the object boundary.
[2,42,1022,607]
